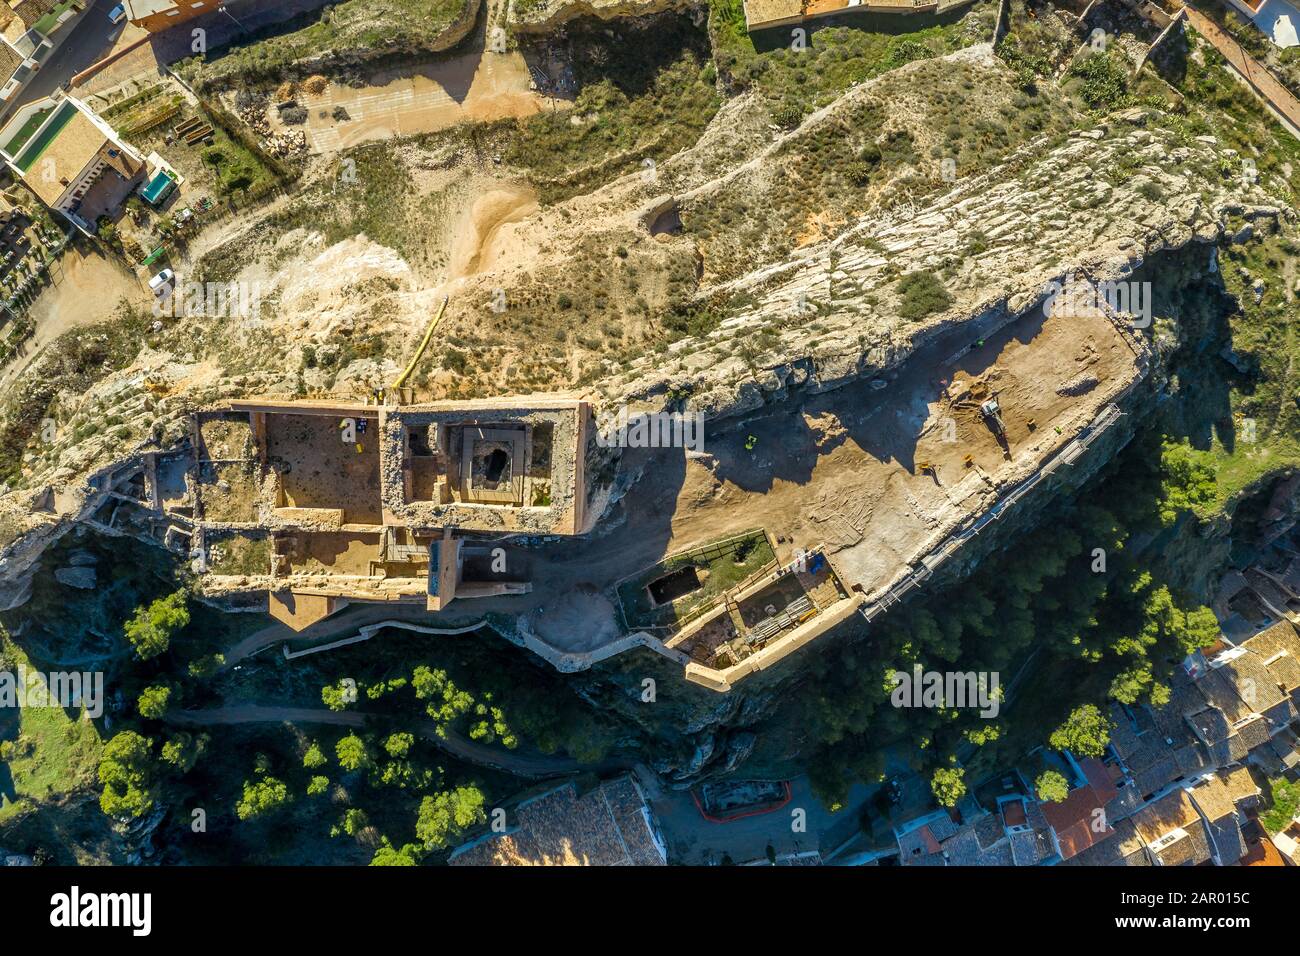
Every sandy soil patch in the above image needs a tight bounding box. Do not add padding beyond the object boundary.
[1,245,148,389]
[287,49,561,154]
[446,183,539,280]
[265,413,383,524]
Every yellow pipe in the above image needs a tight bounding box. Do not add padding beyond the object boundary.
[393,295,448,391]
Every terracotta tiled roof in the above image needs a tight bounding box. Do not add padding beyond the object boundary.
[1064,817,1150,866]
[0,37,20,79]
[1002,799,1027,828]
[1215,649,1295,728]
[1221,764,1261,804]
[1197,668,1254,722]
[1133,790,1212,866]
[1188,776,1235,821]
[920,824,942,854]
[1111,702,1206,800]
[1079,757,1119,803]
[1235,714,1273,752]
[1040,772,1117,861]
[10,0,59,29]
[1242,831,1286,866]
[1188,706,1247,765]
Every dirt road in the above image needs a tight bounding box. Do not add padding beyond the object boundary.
[1183,5,1300,135]
[220,602,439,668]
[0,244,148,390]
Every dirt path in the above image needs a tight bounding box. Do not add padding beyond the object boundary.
[1183,4,1300,135]
[168,704,619,778]
[220,602,437,669]
[184,190,296,267]
[0,244,148,390]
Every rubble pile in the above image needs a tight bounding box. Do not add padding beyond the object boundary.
[236,102,309,157]
[265,130,308,157]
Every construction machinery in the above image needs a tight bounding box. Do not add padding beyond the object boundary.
[945,374,1012,459]
[979,395,1012,460]
[979,396,1005,437]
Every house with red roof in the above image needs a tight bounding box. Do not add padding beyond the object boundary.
[1038,757,1120,862]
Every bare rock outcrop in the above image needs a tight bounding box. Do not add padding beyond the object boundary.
[593,111,1281,425]
[509,0,699,34]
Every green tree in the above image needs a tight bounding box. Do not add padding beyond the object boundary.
[341,807,370,837]
[136,684,172,719]
[159,732,207,774]
[187,653,225,679]
[377,760,432,790]
[468,699,517,749]
[321,679,357,711]
[236,776,290,820]
[95,216,118,246]
[124,590,189,660]
[336,733,370,772]
[413,666,475,730]
[97,731,157,819]
[1179,606,1222,655]
[930,765,966,808]
[415,787,487,850]
[1159,439,1217,524]
[307,775,329,796]
[1035,770,1070,803]
[303,742,327,769]
[370,839,421,866]
[384,732,414,758]
[1050,704,1112,758]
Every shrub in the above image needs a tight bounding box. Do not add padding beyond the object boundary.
[896,270,953,320]
[1263,778,1300,834]
[771,102,803,129]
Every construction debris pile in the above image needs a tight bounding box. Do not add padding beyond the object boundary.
[236,102,309,157]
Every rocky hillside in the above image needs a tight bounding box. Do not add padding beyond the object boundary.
[185,0,483,89]
[509,0,697,33]
[0,29,1281,612]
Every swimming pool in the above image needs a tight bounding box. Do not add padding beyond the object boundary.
[140,169,176,206]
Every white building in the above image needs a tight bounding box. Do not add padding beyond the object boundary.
[0,93,145,234]
[1227,0,1300,48]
